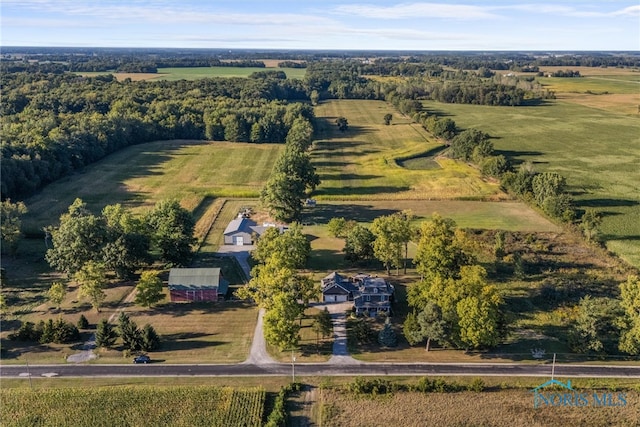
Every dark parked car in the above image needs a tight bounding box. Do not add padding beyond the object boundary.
[133,355,151,364]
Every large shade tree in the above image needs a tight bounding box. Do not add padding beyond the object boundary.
[46,198,106,275]
[145,200,196,266]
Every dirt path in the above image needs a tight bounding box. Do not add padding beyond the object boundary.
[66,287,138,363]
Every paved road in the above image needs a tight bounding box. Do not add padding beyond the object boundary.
[2,362,639,379]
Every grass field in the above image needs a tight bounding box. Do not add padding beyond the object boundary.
[420,98,640,268]
[316,388,640,427]
[311,100,506,201]
[80,66,307,81]
[1,386,266,427]
[21,140,283,234]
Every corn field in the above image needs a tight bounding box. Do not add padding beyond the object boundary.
[1,386,265,427]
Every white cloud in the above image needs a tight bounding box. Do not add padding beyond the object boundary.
[611,5,640,16]
[333,2,498,20]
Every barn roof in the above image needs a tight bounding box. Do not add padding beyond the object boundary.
[168,268,229,295]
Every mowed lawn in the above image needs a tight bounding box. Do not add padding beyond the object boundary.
[311,100,506,201]
[420,99,640,268]
[22,140,283,233]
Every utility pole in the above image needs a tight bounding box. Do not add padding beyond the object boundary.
[291,349,296,383]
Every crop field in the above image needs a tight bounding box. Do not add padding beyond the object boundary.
[21,140,283,234]
[312,100,506,201]
[420,98,640,268]
[316,388,640,427]
[80,66,307,81]
[1,386,265,427]
[157,66,307,80]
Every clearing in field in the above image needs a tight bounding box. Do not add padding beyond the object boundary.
[312,100,506,201]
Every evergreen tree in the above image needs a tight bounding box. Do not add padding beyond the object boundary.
[378,318,398,347]
[77,314,89,329]
[95,319,117,348]
[140,324,161,351]
[117,312,142,351]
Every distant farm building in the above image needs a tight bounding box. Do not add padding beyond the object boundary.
[168,268,229,302]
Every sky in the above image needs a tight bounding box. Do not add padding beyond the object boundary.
[1,0,639,51]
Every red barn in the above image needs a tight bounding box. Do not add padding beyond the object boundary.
[168,268,229,302]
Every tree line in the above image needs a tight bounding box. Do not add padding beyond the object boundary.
[1,71,310,201]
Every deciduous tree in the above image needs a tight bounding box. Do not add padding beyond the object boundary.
[46,199,106,275]
[252,223,310,270]
[145,200,195,266]
[312,307,333,349]
[134,270,164,308]
[47,282,67,310]
[75,261,107,312]
[263,292,302,351]
[569,295,621,354]
[580,209,602,242]
[0,199,27,256]
[344,225,376,264]
[417,302,447,351]
[619,275,640,355]
[414,214,470,281]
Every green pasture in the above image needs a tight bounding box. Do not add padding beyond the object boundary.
[81,66,306,80]
[311,100,505,201]
[21,140,283,233]
[421,99,640,268]
[156,66,307,80]
[538,75,640,95]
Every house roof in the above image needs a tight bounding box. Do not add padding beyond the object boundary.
[168,268,229,295]
[323,282,353,294]
[223,218,257,235]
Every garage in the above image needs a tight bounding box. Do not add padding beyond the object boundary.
[234,236,244,246]
[324,294,336,302]
[335,294,348,302]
